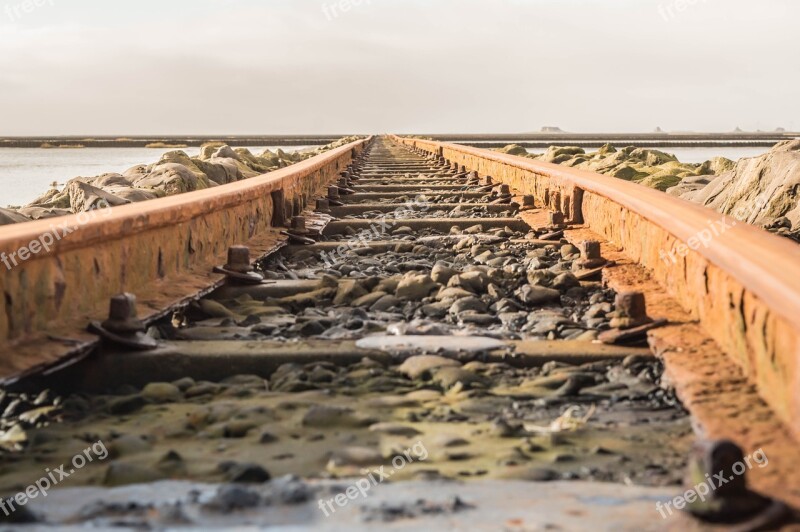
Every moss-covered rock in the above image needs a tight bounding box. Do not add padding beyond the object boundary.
[495,144,529,156]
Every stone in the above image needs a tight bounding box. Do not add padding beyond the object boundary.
[560,244,580,259]
[107,395,146,415]
[435,287,474,302]
[224,463,272,483]
[141,382,183,403]
[431,262,458,284]
[449,296,488,315]
[333,279,368,305]
[108,434,152,457]
[397,355,461,380]
[552,272,580,290]
[678,140,800,234]
[396,273,438,300]
[370,294,401,312]
[352,291,387,308]
[432,368,485,389]
[65,180,131,212]
[516,285,561,305]
[198,299,237,318]
[172,377,196,391]
[185,382,222,398]
[223,420,258,438]
[205,485,261,510]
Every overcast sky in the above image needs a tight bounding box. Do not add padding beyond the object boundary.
[0,0,797,135]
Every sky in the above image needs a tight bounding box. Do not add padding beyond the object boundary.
[0,0,797,135]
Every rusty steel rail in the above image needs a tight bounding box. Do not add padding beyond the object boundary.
[392,135,800,439]
[0,138,371,378]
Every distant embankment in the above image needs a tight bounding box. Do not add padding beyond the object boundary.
[425,133,799,148]
[0,136,345,148]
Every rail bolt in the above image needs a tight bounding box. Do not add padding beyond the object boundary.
[575,240,608,270]
[609,291,651,329]
[499,184,511,195]
[88,292,158,351]
[103,293,145,334]
[316,198,331,213]
[213,245,265,284]
[291,216,308,234]
[684,440,786,525]
[225,245,253,274]
[328,185,340,200]
[521,195,535,208]
[548,211,566,227]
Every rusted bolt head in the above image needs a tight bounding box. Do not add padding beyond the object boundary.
[108,293,138,321]
[103,293,145,334]
[522,195,535,207]
[615,291,647,320]
[328,185,340,200]
[338,177,349,188]
[224,245,252,273]
[316,198,330,211]
[483,176,494,185]
[549,211,565,225]
[499,184,511,195]
[452,162,458,170]
[690,440,748,497]
[291,216,307,232]
[580,240,602,260]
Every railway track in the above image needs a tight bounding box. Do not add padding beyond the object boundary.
[0,136,799,529]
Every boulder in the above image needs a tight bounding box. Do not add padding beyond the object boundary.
[680,140,800,230]
[0,207,30,226]
[132,163,211,196]
[16,206,71,220]
[66,180,131,212]
[87,173,133,188]
[496,144,529,156]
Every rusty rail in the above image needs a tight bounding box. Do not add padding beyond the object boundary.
[0,138,371,378]
[392,135,800,439]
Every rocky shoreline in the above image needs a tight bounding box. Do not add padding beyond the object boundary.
[498,140,800,241]
[0,136,364,226]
